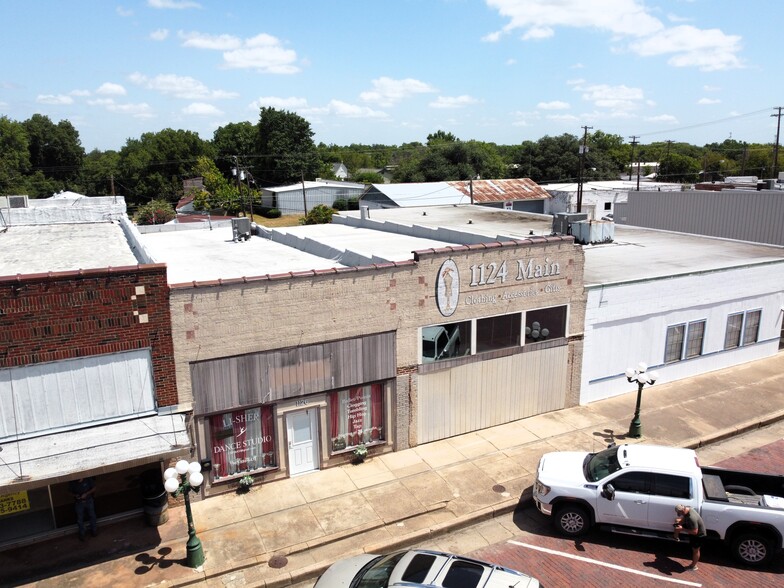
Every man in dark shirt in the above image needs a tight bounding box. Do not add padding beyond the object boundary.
[674,504,706,570]
[69,477,97,541]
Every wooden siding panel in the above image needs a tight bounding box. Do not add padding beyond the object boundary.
[417,346,569,443]
[192,332,395,415]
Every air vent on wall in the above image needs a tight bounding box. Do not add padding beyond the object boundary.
[0,195,29,208]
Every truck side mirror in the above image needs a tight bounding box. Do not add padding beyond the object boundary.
[602,483,615,501]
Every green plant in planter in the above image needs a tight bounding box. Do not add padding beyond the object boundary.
[353,443,368,463]
[238,474,255,491]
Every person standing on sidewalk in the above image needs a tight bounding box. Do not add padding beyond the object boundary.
[673,504,705,570]
[69,477,98,541]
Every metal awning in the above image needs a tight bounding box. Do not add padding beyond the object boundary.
[0,413,190,492]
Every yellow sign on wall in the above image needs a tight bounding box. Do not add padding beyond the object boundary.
[0,491,30,516]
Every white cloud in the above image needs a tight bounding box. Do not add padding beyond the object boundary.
[36,94,73,105]
[572,81,644,111]
[70,89,91,97]
[546,113,579,122]
[87,98,115,106]
[178,31,241,50]
[96,82,127,96]
[223,34,298,73]
[522,26,554,40]
[645,114,678,124]
[487,0,664,39]
[482,31,503,43]
[506,58,517,65]
[629,25,743,71]
[116,6,133,17]
[252,96,309,110]
[703,85,721,92]
[429,95,479,109]
[128,72,237,100]
[322,100,388,119]
[487,1,742,71]
[93,101,154,118]
[360,77,437,107]
[148,0,200,9]
[537,100,570,110]
[150,29,169,41]
[697,98,721,105]
[182,102,223,116]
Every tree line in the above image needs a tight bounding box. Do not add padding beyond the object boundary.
[1,108,779,216]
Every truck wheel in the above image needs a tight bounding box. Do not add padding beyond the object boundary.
[732,533,772,567]
[554,504,590,537]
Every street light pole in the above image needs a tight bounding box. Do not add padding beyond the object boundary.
[164,460,205,568]
[625,362,659,438]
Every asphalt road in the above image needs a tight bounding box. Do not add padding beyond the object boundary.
[294,422,784,588]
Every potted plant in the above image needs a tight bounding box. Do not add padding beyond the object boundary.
[237,474,255,493]
[352,443,368,464]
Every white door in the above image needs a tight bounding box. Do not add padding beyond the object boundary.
[287,409,319,476]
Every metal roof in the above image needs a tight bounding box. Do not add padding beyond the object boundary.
[364,182,469,207]
[447,178,551,203]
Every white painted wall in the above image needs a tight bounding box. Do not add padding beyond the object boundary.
[580,264,784,403]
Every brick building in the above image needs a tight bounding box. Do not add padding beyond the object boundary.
[0,197,186,547]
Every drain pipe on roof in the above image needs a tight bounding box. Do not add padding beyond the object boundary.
[469,177,474,204]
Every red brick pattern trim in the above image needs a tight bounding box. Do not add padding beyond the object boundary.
[0,265,178,407]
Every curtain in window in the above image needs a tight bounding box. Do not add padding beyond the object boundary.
[210,405,276,479]
[329,384,384,451]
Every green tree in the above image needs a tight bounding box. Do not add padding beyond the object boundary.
[212,121,257,177]
[80,149,120,195]
[118,128,212,207]
[134,199,176,225]
[254,107,320,186]
[427,130,458,145]
[21,114,85,195]
[0,116,31,195]
[190,155,246,214]
[299,204,336,225]
[658,152,700,183]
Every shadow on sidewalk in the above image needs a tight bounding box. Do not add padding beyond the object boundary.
[0,516,166,586]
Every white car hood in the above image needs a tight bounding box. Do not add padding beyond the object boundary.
[538,451,590,484]
[314,553,379,587]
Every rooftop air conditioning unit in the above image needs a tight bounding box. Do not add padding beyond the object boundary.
[0,195,29,208]
[231,217,252,242]
[553,212,588,235]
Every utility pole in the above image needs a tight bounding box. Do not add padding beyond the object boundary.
[576,126,592,213]
[771,107,783,179]
[628,136,639,181]
[233,156,243,217]
[301,171,308,215]
[664,140,672,182]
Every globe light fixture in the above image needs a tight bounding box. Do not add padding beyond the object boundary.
[163,460,205,568]
[626,362,660,438]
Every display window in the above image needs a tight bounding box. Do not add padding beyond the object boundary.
[209,405,276,480]
[329,383,384,452]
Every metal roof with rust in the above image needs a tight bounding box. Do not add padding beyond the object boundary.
[447,178,550,203]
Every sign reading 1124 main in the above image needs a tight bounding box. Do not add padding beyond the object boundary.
[436,257,562,317]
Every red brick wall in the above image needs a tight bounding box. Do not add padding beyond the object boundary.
[0,264,178,406]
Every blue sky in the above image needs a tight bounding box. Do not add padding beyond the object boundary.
[2,0,781,152]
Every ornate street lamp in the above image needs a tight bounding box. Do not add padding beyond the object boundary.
[164,460,205,568]
[625,362,660,438]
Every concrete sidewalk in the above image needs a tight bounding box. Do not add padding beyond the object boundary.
[6,353,784,588]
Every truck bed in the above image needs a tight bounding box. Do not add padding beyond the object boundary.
[701,466,784,509]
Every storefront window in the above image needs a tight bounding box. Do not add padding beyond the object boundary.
[421,321,471,363]
[525,305,567,344]
[476,313,521,353]
[209,405,276,480]
[329,384,384,452]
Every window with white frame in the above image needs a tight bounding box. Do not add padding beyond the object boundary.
[725,310,761,349]
[664,320,706,363]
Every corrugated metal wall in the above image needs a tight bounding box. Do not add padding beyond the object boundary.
[416,345,568,443]
[616,190,784,246]
[191,332,396,415]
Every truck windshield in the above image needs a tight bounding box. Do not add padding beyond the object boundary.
[584,446,622,482]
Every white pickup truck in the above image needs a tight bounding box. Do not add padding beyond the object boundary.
[533,443,784,566]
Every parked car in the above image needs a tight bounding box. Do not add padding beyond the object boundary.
[533,443,784,566]
[314,548,540,587]
[600,213,614,221]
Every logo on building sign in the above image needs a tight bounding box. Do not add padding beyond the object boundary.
[436,259,460,317]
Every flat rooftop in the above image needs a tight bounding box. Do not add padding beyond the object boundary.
[341,205,784,286]
[0,222,139,276]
